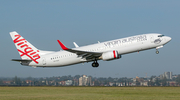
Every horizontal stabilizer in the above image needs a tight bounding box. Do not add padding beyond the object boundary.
[11,59,32,62]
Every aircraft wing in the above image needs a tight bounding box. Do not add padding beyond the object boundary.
[57,40,102,60]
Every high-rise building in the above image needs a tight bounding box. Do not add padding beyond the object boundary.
[87,76,92,86]
[79,75,89,86]
[164,72,173,79]
[79,77,82,86]
[170,72,172,79]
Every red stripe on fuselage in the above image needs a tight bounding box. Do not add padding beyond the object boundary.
[113,50,116,58]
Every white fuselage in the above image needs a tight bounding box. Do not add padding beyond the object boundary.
[25,33,171,67]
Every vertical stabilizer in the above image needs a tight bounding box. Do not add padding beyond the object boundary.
[9,31,40,64]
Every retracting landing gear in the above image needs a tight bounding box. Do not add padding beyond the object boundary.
[92,58,99,67]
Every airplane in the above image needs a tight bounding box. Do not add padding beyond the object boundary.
[10,31,171,68]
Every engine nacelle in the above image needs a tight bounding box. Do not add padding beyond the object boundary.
[101,50,121,61]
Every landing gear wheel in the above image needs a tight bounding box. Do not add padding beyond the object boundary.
[156,50,159,54]
[92,62,96,67]
[92,59,99,67]
[95,63,99,67]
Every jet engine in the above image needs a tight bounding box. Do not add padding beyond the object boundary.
[101,50,121,61]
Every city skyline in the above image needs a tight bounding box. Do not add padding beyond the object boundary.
[0,71,179,87]
[0,71,176,79]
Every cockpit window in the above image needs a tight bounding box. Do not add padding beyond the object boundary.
[158,35,165,37]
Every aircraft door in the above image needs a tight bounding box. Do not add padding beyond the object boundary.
[42,57,46,65]
[150,35,154,43]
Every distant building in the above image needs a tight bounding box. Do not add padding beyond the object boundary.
[167,81,177,86]
[79,75,90,86]
[119,82,126,86]
[152,78,156,82]
[115,82,121,86]
[160,72,173,80]
[130,82,136,86]
[65,80,72,86]
[59,81,65,86]
[49,81,55,84]
[160,74,164,80]
[79,77,82,86]
[46,80,49,85]
[133,76,148,86]
[26,80,32,84]
[170,72,172,79]
[164,72,172,79]
[140,81,148,86]
[73,79,79,86]
[3,81,12,85]
[87,76,92,86]
[172,75,178,79]
[109,82,114,86]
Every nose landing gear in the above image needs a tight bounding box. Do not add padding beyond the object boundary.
[92,59,99,67]
[155,45,163,54]
[156,50,159,54]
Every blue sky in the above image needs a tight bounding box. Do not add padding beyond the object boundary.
[0,0,179,78]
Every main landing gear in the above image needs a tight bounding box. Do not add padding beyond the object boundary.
[92,59,99,67]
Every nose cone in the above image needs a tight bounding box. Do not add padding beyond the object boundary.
[166,36,172,42]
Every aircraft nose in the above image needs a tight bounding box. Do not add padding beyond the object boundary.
[167,37,172,42]
[166,36,172,42]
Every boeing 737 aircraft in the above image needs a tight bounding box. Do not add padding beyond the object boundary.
[10,31,171,68]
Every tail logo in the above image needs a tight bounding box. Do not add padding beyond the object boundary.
[13,34,40,64]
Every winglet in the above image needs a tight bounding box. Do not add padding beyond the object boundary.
[57,40,69,50]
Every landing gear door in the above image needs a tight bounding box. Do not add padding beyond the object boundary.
[150,35,154,43]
